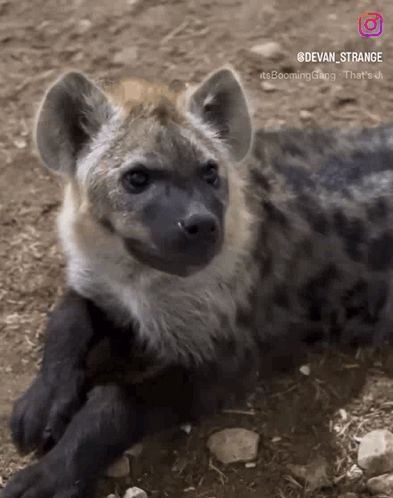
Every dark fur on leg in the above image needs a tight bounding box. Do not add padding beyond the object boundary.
[10,289,102,453]
[5,366,226,498]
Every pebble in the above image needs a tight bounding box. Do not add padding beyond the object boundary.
[180,423,192,434]
[105,454,130,478]
[287,456,331,491]
[338,408,348,421]
[113,46,139,65]
[367,473,393,495]
[249,41,284,60]
[126,443,144,458]
[76,19,92,34]
[207,428,260,464]
[299,110,312,121]
[123,488,148,498]
[346,464,363,481]
[357,429,393,476]
[299,364,311,376]
[13,138,27,149]
[261,81,276,92]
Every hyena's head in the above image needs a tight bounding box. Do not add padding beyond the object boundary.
[35,68,253,277]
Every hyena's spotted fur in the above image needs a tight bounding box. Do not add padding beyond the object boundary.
[251,126,393,349]
[5,68,393,498]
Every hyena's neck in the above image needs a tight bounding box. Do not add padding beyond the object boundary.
[58,182,259,366]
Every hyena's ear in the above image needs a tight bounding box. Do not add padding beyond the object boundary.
[188,68,252,161]
[35,72,113,175]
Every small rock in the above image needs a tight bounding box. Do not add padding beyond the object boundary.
[299,364,311,376]
[339,408,348,421]
[261,81,276,92]
[180,423,192,434]
[126,443,143,458]
[250,41,284,60]
[76,19,92,34]
[346,464,363,481]
[113,46,139,65]
[287,456,331,491]
[105,455,130,478]
[106,495,118,498]
[207,428,260,464]
[358,429,393,476]
[245,462,257,468]
[338,494,358,498]
[123,488,148,498]
[13,138,27,149]
[367,473,393,495]
[299,110,312,121]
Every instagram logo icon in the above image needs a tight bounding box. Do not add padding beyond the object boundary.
[358,11,383,37]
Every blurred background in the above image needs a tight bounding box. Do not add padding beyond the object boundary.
[0,1,392,497]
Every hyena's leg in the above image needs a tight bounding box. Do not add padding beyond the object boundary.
[4,367,211,498]
[11,289,101,453]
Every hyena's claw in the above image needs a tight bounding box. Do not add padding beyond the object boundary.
[10,377,52,454]
[10,374,83,454]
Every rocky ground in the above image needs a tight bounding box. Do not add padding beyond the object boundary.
[1,0,393,497]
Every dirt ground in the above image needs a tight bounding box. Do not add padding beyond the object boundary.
[1,0,393,497]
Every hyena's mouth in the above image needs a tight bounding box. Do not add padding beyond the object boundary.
[122,236,222,277]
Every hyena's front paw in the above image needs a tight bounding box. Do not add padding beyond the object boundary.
[4,458,92,498]
[11,373,83,453]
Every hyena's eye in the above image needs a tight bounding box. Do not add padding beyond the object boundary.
[122,166,151,193]
[201,160,219,187]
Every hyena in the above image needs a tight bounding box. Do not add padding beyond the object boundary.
[5,67,393,498]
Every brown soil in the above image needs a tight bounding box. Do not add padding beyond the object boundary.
[1,0,393,497]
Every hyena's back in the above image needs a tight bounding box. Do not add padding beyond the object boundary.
[251,125,393,347]
[255,125,393,198]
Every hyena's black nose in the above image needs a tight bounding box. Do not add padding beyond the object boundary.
[178,214,219,241]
